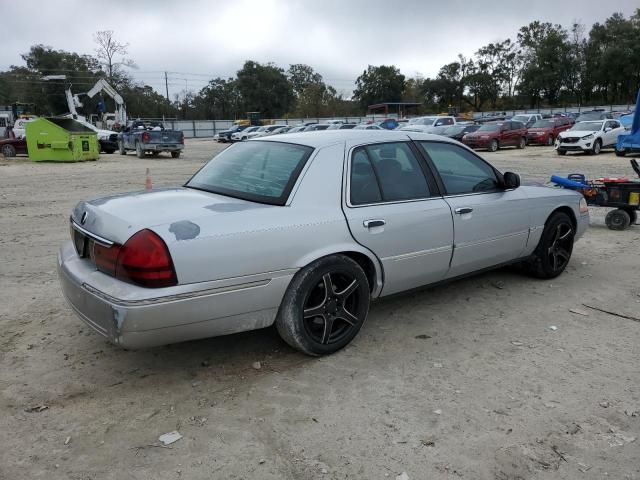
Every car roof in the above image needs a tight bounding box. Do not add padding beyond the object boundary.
[255,129,461,148]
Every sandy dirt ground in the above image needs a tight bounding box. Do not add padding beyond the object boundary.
[1,138,639,480]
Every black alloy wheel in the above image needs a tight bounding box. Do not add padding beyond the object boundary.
[276,255,370,356]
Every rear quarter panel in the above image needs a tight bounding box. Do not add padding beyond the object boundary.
[518,185,585,255]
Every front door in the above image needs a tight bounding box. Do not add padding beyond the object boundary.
[418,141,530,278]
[343,141,454,296]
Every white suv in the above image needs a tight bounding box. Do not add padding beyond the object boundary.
[556,119,625,155]
[510,114,543,128]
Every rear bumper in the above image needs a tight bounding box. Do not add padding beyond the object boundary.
[57,242,294,348]
[527,134,550,145]
[143,144,184,152]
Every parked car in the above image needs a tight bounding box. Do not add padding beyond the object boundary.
[288,126,308,133]
[215,125,249,143]
[576,110,612,122]
[353,124,384,130]
[526,118,574,146]
[58,130,588,355]
[231,126,261,141]
[304,124,331,132]
[462,121,528,151]
[327,123,357,130]
[399,125,448,135]
[0,136,28,157]
[408,116,466,128]
[378,118,400,130]
[246,125,288,139]
[269,126,293,135]
[556,119,625,155]
[440,124,481,141]
[510,114,543,128]
[118,121,185,158]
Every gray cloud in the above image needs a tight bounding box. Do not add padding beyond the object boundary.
[2,0,638,97]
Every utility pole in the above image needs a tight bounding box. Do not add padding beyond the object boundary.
[164,72,169,101]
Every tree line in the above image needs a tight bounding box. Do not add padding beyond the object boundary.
[1,9,639,121]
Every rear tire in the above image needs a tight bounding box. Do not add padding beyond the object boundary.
[1,144,17,157]
[276,255,370,356]
[525,212,575,279]
[136,142,145,159]
[546,135,554,146]
[517,137,526,149]
[171,151,181,158]
[605,209,631,230]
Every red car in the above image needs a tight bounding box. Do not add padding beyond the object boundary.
[526,117,574,146]
[0,137,28,157]
[461,121,528,152]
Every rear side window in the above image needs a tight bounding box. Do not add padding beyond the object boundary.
[350,142,430,205]
[187,141,313,205]
[420,142,499,195]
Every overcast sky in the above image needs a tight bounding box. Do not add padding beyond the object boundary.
[2,0,638,97]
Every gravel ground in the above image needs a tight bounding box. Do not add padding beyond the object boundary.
[1,138,639,480]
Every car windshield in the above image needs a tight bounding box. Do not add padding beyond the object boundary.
[477,124,501,132]
[531,120,554,128]
[570,121,602,131]
[578,112,603,121]
[186,141,314,205]
[511,115,530,122]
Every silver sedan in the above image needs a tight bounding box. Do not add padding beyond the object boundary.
[58,131,589,355]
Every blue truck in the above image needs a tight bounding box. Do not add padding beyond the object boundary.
[616,89,640,157]
[118,121,185,159]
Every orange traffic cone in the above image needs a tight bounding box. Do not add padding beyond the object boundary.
[145,168,152,190]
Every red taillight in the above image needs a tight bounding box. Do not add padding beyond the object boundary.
[112,230,177,288]
[91,242,121,277]
[142,131,150,143]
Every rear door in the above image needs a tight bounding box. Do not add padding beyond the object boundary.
[501,123,516,146]
[418,141,530,278]
[343,141,453,296]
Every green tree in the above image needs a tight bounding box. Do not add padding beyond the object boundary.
[235,60,294,117]
[352,65,405,109]
[287,64,323,97]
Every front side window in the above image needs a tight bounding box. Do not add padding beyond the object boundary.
[187,141,313,205]
[420,142,499,195]
[350,142,430,205]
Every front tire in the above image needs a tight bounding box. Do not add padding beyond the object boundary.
[525,212,575,279]
[488,139,499,152]
[592,139,602,155]
[276,255,370,356]
[1,144,17,157]
[556,149,567,156]
[517,137,526,149]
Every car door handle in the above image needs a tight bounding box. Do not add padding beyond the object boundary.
[363,219,385,228]
[454,207,473,215]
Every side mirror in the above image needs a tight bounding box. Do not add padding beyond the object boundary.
[503,171,520,189]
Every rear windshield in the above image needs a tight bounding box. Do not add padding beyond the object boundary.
[477,124,501,132]
[186,141,314,205]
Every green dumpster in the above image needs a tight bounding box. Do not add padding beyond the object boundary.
[25,117,99,162]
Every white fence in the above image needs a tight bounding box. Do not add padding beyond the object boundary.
[156,105,635,138]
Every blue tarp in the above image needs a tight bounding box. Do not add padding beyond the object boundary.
[617,89,640,151]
